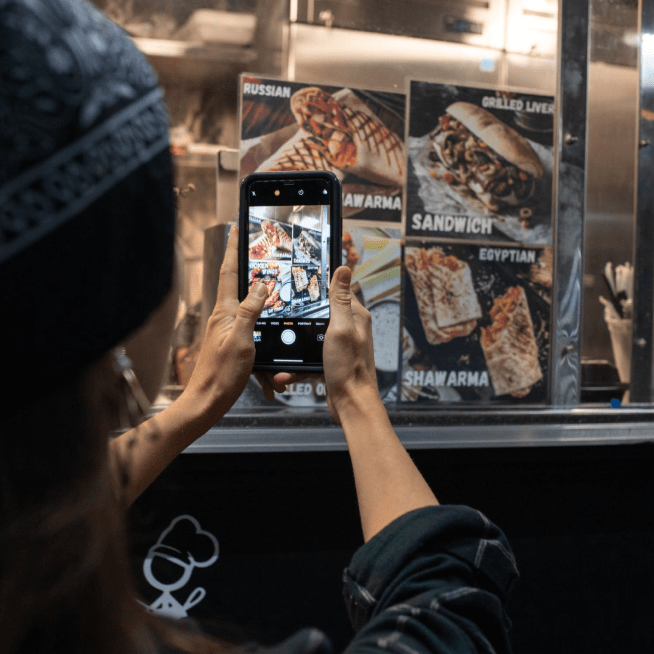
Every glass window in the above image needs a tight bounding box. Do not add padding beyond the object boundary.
[91,0,645,413]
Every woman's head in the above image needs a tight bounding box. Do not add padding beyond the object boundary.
[0,0,183,651]
[0,0,177,412]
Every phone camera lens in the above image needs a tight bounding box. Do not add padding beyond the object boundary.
[298,189,304,196]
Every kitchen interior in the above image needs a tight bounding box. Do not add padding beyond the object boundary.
[92,0,640,398]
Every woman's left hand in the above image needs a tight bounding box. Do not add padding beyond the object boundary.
[112,226,314,505]
[180,226,269,422]
[182,226,310,420]
[254,371,318,401]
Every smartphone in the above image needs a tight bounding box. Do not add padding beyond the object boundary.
[238,170,342,372]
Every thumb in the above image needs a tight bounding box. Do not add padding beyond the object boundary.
[233,282,268,332]
[328,266,354,328]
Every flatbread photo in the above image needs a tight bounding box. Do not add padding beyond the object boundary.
[291,264,321,306]
[481,286,543,397]
[308,274,320,302]
[255,128,345,178]
[401,239,551,404]
[249,234,271,260]
[405,246,481,345]
[292,266,308,291]
[249,217,291,261]
[261,220,292,251]
[291,87,405,187]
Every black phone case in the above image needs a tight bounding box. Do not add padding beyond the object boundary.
[238,171,343,373]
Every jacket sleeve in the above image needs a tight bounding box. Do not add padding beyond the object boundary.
[341,505,519,654]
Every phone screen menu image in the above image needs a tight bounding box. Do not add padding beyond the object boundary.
[248,203,330,365]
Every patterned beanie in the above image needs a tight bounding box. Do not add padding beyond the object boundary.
[0,0,175,404]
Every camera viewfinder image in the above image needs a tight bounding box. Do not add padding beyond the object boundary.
[248,204,330,319]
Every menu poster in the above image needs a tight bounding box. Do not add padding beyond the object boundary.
[239,75,406,223]
[400,239,552,403]
[230,224,402,409]
[344,225,402,402]
[405,81,554,246]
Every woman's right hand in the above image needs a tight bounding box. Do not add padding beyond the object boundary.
[323,266,380,424]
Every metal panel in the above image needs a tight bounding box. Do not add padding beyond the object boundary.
[181,412,654,452]
[505,0,558,57]
[583,61,638,362]
[286,23,504,89]
[631,0,654,402]
[550,0,591,404]
[302,0,508,49]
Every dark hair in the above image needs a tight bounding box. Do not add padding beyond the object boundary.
[0,357,231,654]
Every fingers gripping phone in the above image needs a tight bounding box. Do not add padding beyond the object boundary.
[238,171,342,372]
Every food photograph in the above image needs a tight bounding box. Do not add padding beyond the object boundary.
[248,261,289,318]
[405,81,555,246]
[248,204,329,319]
[292,224,322,265]
[239,76,406,223]
[400,238,552,403]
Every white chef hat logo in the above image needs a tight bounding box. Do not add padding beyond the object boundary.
[140,515,219,619]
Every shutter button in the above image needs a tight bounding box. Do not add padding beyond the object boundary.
[281,329,296,345]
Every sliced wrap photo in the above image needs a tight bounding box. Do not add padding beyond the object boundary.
[290,86,404,187]
[255,128,345,178]
[481,285,543,396]
[405,247,480,345]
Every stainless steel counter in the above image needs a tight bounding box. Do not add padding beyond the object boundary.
[179,406,654,453]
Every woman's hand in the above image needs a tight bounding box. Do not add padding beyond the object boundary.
[180,226,270,422]
[112,226,284,505]
[323,266,381,424]
[255,371,314,401]
[181,226,309,412]
[322,267,439,543]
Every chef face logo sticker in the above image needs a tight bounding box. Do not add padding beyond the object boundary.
[140,515,219,619]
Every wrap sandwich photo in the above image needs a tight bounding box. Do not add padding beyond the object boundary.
[240,77,406,222]
[406,81,555,245]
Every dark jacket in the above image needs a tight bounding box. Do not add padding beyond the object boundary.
[163,505,518,654]
[249,505,518,654]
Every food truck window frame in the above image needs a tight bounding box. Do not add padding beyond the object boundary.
[632,0,654,402]
[550,0,590,405]
[116,0,654,450]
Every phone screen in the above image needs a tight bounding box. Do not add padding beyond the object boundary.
[244,176,336,368]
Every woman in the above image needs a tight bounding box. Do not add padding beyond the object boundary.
[0,0,518,652]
